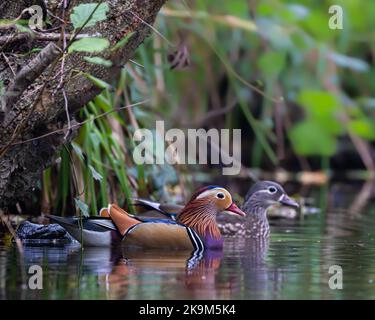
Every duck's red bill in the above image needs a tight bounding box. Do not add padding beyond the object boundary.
[226,203,246,217]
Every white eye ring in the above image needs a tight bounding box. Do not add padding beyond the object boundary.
[216,192,225,199]
[268,186,277,194]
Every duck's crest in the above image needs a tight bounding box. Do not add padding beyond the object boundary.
[190,185,222,201]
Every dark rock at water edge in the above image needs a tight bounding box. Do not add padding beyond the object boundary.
[16,221,75,242]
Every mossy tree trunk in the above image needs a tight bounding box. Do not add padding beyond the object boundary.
[0,0,166,207]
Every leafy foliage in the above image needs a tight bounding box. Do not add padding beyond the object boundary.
[70,3,109,30]
[41,0,375,215]
[74,198,90,217]
[69,38,109,53]
[83,56,113,67]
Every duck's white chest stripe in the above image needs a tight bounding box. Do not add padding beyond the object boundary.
[186,227,204,251]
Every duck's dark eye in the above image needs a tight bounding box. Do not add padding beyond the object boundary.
[216,192,225,199]
[268,186,277,194]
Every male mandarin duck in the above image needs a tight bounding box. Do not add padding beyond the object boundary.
[48,186,245,251]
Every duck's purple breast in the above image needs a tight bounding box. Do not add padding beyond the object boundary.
[203,234,223,250]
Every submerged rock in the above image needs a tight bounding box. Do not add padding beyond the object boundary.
[16,221,75,242]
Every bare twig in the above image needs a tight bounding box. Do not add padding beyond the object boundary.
[62,89,71,140]
[0,32,27,47]
[1,52,16,76]
[10,99,149,147]
[0,32,100,46]
[126,10,173,46]
[56,0,72,140]
[182,97,238,127]
[129,59,144,68]
[349,180,374,216]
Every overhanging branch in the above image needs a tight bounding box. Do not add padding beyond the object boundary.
[0,0,168,207]
[2,42,62,113]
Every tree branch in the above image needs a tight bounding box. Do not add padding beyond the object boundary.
[2,42,62,113]
[0,32,101,46]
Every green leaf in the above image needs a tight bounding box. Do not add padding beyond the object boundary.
[83,73,112,89]
[289,121,337,156]
[298,90,339,113]
[84,56,112,67]
[257,3,274,16]
[89,132,101,148]
[258,51,286,78]
[70,2,109,30]
[69,37,109,53]
[298,90,343,135]
[88,165,103,181]
[110,32,135,52]
[302,11,335,41]
[74,198,90,217]
[349,119,375,140]
[71,142,84,161]
[15,24,32,33]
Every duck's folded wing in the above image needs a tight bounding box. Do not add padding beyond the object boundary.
[89,218,118,231]
[47,215,116,231]
[122,222,204,251]
[133,199,183,220]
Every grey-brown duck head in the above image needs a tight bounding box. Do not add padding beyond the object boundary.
[242,181,299,213]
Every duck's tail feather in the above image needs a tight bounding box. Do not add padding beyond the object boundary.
[46,214,121,246]
[46,215,77,230]
[47,214,119,233]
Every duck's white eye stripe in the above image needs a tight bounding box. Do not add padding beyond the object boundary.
[196,188,229,200]
[196,189,217,199]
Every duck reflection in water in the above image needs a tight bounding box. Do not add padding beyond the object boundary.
[81,245,271,300]
[94,247,224,299]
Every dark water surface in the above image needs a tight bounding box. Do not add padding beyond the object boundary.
[1,182,375,299]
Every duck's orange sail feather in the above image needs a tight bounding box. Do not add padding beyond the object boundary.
[105,204,141,236]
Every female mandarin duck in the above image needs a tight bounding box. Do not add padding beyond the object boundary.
[217,181,299,239]
[48,186,245,251]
